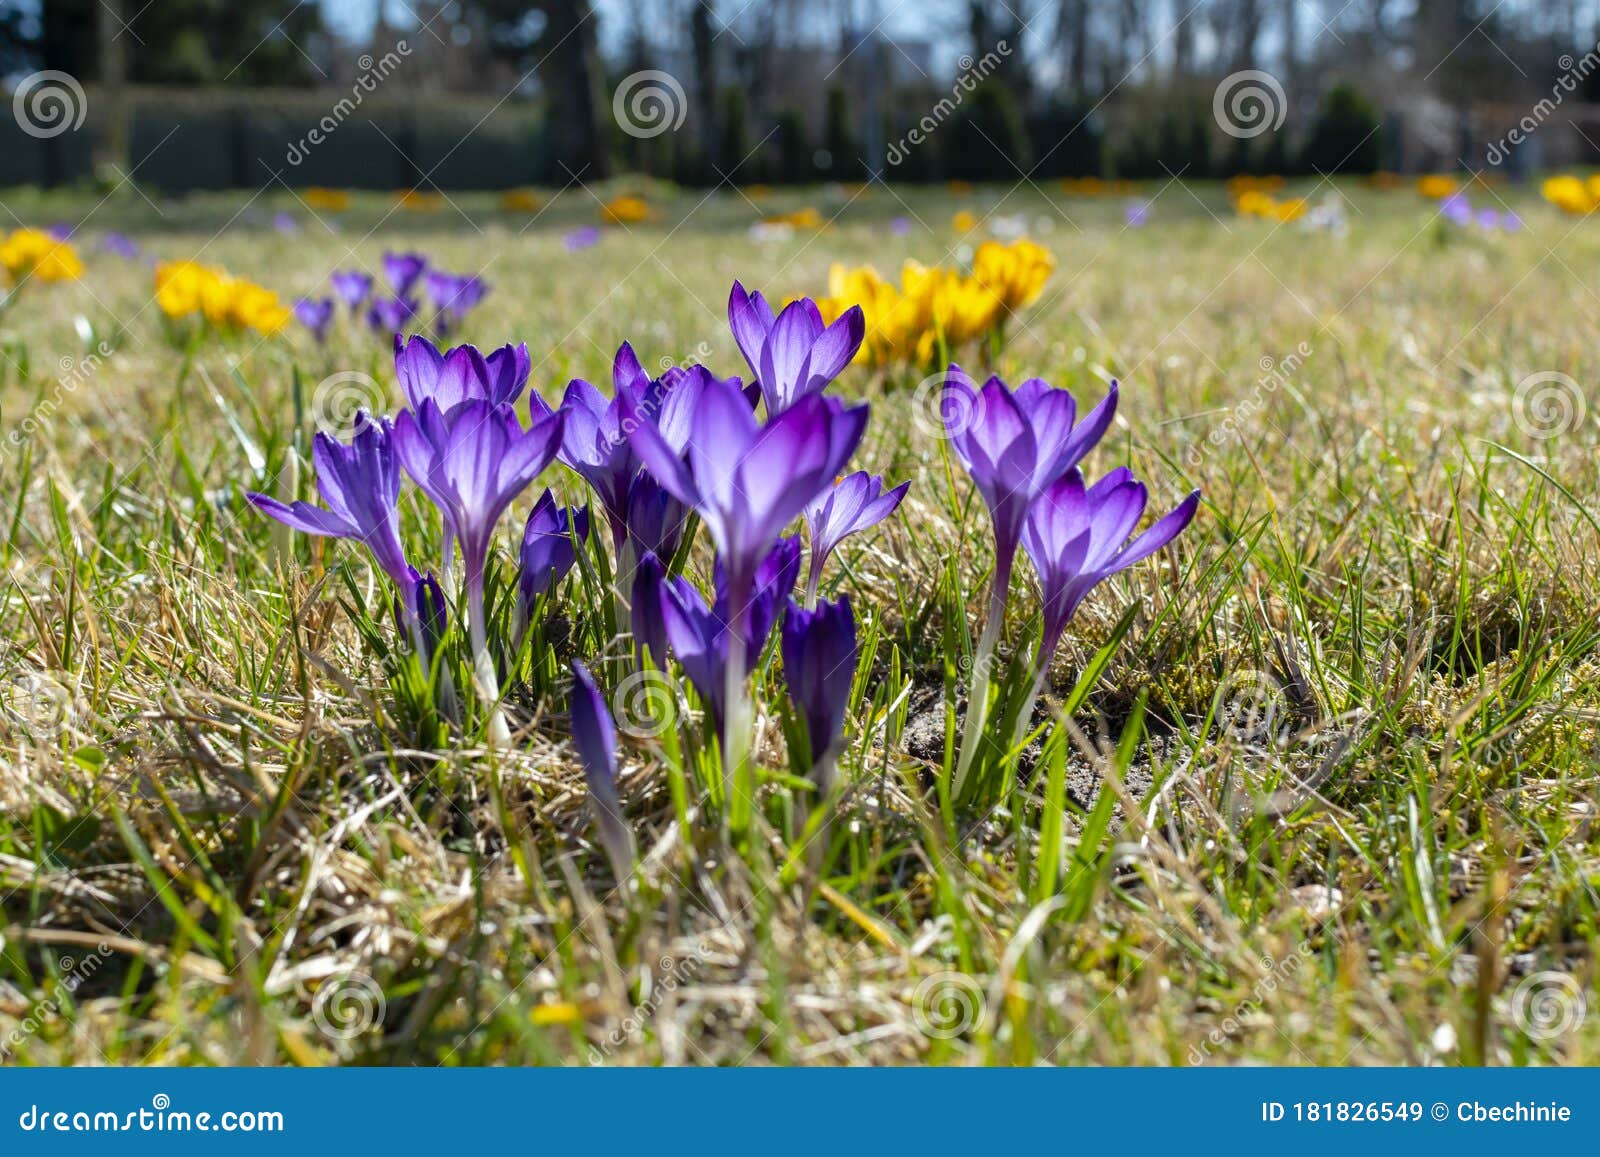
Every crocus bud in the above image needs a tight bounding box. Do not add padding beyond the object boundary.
[780,594,858,783]
[570,661,636,879]
[630,550,669,670]
[517,490,588,622]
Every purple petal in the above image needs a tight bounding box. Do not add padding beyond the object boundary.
[804,305,865,390]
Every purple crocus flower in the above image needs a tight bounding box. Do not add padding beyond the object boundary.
[1023,468,1199,659]
[382,251,428,296]
[394,399,565,598]
[273,212,299,234]
[624,470,688,563]
[394,398,565,742]
[393,566,449,661]
[658,578,731,724]
[1010,467,1198,748]
[623,367,862,817]
[803,471,910,603]
[367,295,419,337]
[564,226,601,252]
[517,489,589,614]
[945,367,1117,585]
[943,367,1117,790]
[1440,193,1473,227]
[728,281,866,413]
[247,412,411,591]
[715,535,801,662]
[1474,208,1499,231]
[47,222,72,241]
[1125,200,1150,227]
[546,347,649,551]
[394,334,530,412]
[425,270,489,334]
[332,270,374,309]
[631,550,670,669]
[656,537,800,726]
[781,594,858,784]
[544,343,693,563]
[624,369,867,596]
[1502,211,1523,232]
[623,353,864,833]
[294,296,335,343]
[102,232,139,259]
[890,216,912,235]
[569,660,636,878]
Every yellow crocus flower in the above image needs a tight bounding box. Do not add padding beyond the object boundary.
[972,238,1054,312]
[0,228,84,283]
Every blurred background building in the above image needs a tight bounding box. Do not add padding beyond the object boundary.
[0,1,1597,190]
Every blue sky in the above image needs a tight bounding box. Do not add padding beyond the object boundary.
[319,0,935,57]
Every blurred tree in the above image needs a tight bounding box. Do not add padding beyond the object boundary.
[691,0,721,173]
[120,0,321,84]
[39,0,94,77]
[968,0,1030,99]
[718,86,749,177]
[1186,116,1212,177]
[948,83,1030,181]
[1301,82,1383,173]
[1024,100,1103,177]
[1172,0,1197,79]
[773,107,811,183]
[1225,0,1264,73]
[2,1,323,83]
[1056,0,1091,97]
[1157,113,1186,174]
[822,84,859,179]
[469,0,610,181]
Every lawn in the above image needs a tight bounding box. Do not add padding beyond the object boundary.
[1,176,1596,1066]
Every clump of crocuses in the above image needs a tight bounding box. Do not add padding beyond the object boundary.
[943,367,1197,804]
[249,272,1194,869]
[248,282,890,823]
[251,332,573,745]
[310,253,491,343]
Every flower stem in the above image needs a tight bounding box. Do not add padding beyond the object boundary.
[803,551,824,609]
[1009,626,1064,759]
[467,573,510,747]
[439,528,458,600]
[721,563,753,840]
[953,549,1013,801]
